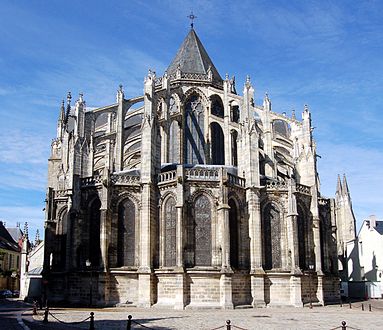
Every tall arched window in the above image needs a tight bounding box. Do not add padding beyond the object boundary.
[185,94,205,164]
[89,198,101,267]
[164,197,177,267]
[194,195,212,266]
[231,130,238,167]
[117,198,136,267]
[229,199,239,269]
[263,203,282,270]
[211,122,225,165]
[297,205,307,270]
[210,95,224,118]
[168,120,180,163]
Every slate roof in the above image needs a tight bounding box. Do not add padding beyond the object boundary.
[167,28,222,84]
[0,222,20,252]
[375,221,383,235]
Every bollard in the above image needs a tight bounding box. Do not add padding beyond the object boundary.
[89,312,95,330]
[349,302,352,309]
[362,303,364,311]
[32,301,37,315]
[341,321,347,330]
[43,306,49,323]
[127,315,132,330]
[369,304,372,312]
[340,300,343,307]
[226,319,231,330]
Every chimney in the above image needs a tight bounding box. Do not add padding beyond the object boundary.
[369,215,377,229]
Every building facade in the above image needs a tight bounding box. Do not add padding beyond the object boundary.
[346,215,383,298]
[43,28,355,308]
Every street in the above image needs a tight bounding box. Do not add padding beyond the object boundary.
[0,298,29,330]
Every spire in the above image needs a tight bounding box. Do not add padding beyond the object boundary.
[59,100,65,121]
[35,229,40,245]
[167,29,222,83]
[336,174,343,196]
[342,174,350,198]
[23,222,28,239]
[65,91,72,123]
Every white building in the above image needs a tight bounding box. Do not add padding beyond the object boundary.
[346,215,383,298]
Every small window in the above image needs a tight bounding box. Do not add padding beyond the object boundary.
[231,105,240,123]
[210,95,224,118]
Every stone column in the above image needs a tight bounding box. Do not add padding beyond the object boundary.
[248,188,266,307]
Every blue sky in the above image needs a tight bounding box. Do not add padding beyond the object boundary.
[0,0,382,239]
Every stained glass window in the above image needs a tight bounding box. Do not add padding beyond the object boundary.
[185,94,205,164]
[263,203,281,270]
[194,195,212,266]
[164,197,177,267]
[117,199,136,267]
[211,122,225,165]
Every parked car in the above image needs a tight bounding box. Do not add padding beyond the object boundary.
[0,290,13,298]
[12,290,19,298]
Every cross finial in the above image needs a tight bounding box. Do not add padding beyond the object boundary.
[187,11,197,29]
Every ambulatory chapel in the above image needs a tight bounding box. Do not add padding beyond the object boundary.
[44,27,356,308]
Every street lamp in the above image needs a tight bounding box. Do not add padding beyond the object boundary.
[86,259,92,307]
[308,264,314,309]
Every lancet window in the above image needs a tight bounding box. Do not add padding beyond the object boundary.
[229,199,239,269]
[185,94,205,164]
[168,120,180,163]
[194,195,212,266]
[263,203,282,270]
[297,205,307,270]
[164,197,177,267]
[231,130,238,167]
[211,122,225,165]
[210,95,224,118]
[117,198,136,267]
[89,198,101,268]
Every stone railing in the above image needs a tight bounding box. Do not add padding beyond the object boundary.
[81,175,102,187]
[265,179,287,191]
[111,173,140,185]
[158,170,177,184]
[296,183,311,195]
[227,173,246,187]
[54,190,68,198]
[318,197,330,206]
[185,168,219,181]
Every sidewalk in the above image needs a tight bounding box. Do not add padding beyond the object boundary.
[21,300,383,330]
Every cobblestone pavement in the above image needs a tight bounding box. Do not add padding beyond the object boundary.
[23,300,383,330]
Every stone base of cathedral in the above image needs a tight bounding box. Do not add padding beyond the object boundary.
[45,270,339,309]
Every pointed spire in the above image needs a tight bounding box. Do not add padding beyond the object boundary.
[342,173,350,197]
[291,109,296,120]
[167,28,222,83]
[59,100,65,121]
[65,92,72,123]
[336,174,343,196]
[35,229,40,245]
[23,222,29,239]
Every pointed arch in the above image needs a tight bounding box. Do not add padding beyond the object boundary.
[117,198,136,267]
[193,194,212,266]
[262,202,282,270]
[211,122,225,165]
[163,195,177,267]
[184,92,205,164]
[231,129,238,167]
[169,120,180,163]
[210,94,224,118]
[88,197,101,268]
[228,198,239,269]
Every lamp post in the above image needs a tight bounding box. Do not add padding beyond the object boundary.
[86,259,92,307]
[309,264,314,309]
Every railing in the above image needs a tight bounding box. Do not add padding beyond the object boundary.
[227,173,246,187]
[265,179,287,191]
[54,190,67,198]
[185,168,219,181]
[296,183,311,195]
[81,175,102,187]
[158,170,177,183]
[111,173,140,185]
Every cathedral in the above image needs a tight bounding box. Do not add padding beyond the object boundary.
[43,27,356,308]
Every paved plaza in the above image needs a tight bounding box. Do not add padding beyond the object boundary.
[23,301,383,330]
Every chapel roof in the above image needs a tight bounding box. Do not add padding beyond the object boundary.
[167,28,223,84]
